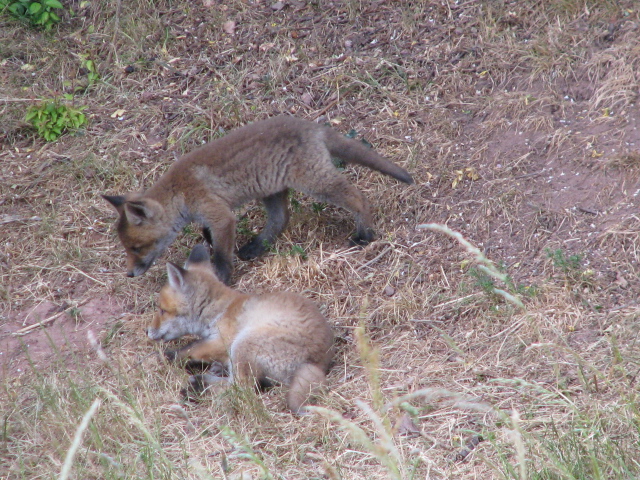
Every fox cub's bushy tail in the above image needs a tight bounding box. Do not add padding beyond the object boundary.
[325,129,414,185]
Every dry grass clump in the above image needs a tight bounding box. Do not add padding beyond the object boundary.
[2,0,640,479]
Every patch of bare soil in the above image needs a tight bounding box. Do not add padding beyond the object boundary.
[459,98,640,295]
[1,296,126,379]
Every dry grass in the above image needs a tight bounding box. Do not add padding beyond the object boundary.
[2,0,640,479]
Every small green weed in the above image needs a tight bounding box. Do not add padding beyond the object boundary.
[236,216,255,237]
[420,223,525,308]
[68,306,82,322]
[272,244,307,260]
[311,202,327,213]
[287,244,307,259]
[545,248,592,288]
[181,224,199,239]
[288,190,301,213]
[546,248,582,274]
[80,54,100,85]
[0,0,63,30]
[468,266,497,296]
[26,97,87,142]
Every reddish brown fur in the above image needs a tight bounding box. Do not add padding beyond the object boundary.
[104,115,413,283]
[147,245,334,414]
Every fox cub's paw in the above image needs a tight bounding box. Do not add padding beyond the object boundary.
[237,238,269,261]
[180,373,227,400]
[180,375,209,401]
[184,359,211,375]
[164,349,179,362]
[206,361,228,377]
[185,360,227,376]
[349,229,376,247]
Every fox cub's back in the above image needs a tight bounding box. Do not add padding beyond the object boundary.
[237,292,334,382]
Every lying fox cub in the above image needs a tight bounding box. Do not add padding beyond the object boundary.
[103,115,413,284]
[147,244,334,414]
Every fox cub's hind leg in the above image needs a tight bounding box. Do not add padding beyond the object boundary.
[237,190,290,261]
[305,175,375,246]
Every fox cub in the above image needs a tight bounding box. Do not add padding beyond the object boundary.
[103,115,413,284]
[147,244,334,414]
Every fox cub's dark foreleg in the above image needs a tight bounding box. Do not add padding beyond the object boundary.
[181,371,228,399]
[237,190,290,261]
[203,206,236,285]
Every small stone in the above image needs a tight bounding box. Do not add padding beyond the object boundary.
[223,20,236,35]
[384,285,396,297]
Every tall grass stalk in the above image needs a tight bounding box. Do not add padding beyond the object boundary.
[417,223,524,308]
[59,398,101,480]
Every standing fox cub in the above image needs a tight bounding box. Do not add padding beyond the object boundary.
[103,115,413,284]
[147,244,334,414]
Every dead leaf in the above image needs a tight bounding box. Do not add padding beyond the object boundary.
[223,20,236,35]
[301,92,313,106]
[271,1,285,11]
[615,271,628,288]
[110,109,126,118]
[395,413,420,437]
[454,435,483,462]
[259,43,275,52]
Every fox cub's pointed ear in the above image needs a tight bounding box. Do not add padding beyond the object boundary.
[124,200,156,226]
[166,262,187,291]
[187,244,210,266]
[102,194,126,212]
[185,245,217,276]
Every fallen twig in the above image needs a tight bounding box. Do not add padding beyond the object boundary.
[13,300,90,336]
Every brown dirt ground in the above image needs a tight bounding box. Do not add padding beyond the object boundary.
[1,0,640,478]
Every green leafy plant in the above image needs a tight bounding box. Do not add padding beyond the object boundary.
[545,248,592,288]
[271,243,307,259]
[312,201,327,213]
[81,56,99,85]
[236,216,254,237]
[288,190,301,212]
[25,97,87,142]
[546,248,582,274]
[0,0,63,30]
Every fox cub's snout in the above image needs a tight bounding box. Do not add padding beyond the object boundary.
[102,194,172,278]
[150,244,334,414]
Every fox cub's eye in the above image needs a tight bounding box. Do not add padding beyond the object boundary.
[158,308,166,315]
[131,246,143,255]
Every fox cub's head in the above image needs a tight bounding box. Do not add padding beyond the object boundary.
[103,194,173,277]
[147,244,221,342]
